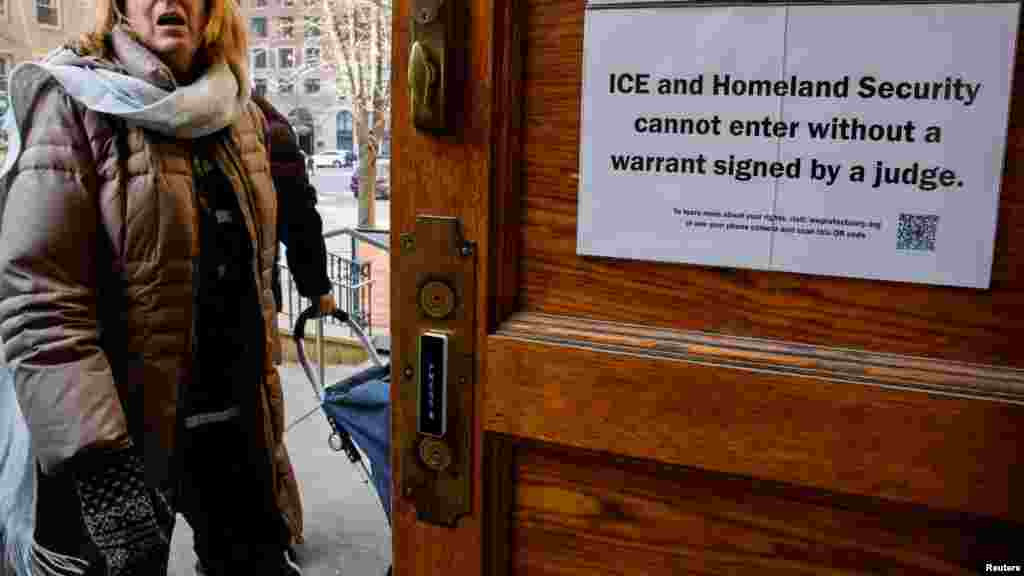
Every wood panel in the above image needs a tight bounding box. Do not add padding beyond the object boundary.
[511,440,1023,575]
[485,326,1024,520]
[519,0,1024,367]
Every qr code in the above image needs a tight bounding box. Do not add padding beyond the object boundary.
[897,214,939,251]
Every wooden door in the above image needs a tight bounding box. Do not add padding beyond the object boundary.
[390,1,1024,574]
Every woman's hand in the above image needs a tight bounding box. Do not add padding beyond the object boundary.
[318,293,338,316]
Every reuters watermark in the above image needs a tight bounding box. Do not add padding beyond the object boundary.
[984,563,1023,573]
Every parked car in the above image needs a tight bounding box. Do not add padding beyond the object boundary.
[350,159,390,200]
[311,149,349,168]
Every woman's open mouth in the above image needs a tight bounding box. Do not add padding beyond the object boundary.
[156,13,187,27]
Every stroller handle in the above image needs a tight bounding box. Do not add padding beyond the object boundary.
[293,306,384,396]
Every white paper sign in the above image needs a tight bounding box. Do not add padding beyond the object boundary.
[578,1,1020,288]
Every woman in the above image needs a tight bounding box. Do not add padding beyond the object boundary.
[0,0,304,572]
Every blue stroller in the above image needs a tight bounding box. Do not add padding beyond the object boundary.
[290,307,392,522]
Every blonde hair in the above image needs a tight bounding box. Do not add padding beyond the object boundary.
[76,0,249,83]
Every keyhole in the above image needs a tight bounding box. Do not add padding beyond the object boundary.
[419,280,455,319]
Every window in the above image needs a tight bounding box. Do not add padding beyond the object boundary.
[278,47,295,69]
[0,55,10,94]
[0,0,7,21]
[304,16,320,38]
[279,80,294,94]
[304,78,320,94]
[250,17,267,38]
[336,111,353,152]
[277,16,294,39]
[254,0,267,7]
[36,0,60,27]
[254,79,267,98]
[0,97,7,146]
[304,46,320,67]
[0,56,8,132]
[252,49,269,70]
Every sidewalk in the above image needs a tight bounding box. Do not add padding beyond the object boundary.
[168,362,392,576]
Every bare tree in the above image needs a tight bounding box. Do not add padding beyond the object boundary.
[315,0,391,227]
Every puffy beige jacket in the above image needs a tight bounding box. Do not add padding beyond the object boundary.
[0,31,303,543]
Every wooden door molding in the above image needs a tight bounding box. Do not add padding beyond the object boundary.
[496,312,1024,404]
[486,320,1024,520]
[487,0,525,332]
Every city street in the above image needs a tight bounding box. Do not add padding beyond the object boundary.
[305,167,393,337]
[306,168,392,256]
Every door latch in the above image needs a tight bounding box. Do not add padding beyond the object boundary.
[409,0,454,133]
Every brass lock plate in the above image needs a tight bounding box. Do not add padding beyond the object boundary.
[396,216,476,527]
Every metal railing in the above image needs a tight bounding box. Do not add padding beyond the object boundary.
[278,248,374,339]
[277,228,389,386]
[323,226,390,251]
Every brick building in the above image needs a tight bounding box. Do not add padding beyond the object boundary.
[242,0,389,158]
[243,0,345,154]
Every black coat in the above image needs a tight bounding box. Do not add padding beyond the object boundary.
[252,95,332,309]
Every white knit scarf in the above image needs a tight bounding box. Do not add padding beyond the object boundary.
[1,40,248,185]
